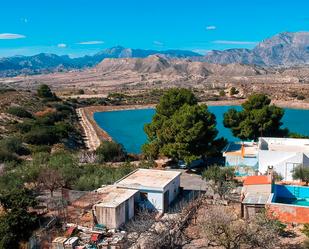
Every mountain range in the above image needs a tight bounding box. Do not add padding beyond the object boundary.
[0,31,309,77]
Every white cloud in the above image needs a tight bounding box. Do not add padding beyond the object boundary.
[57,43,67,48]
[192,49,211,55]
[206,26,216,30]
[77,40,104,45]
[213,40,258,45]
[0,33,26,39]
[153,40,164,46]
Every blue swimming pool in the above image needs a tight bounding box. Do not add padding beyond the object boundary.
[273,185,309,207]
[275,197,309,207]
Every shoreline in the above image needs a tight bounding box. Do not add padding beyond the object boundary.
[77,99,309,151]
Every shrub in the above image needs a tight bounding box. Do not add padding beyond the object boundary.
[297,95,306,100]
[23,127,59,145]
[0,137,29,156]
[0,149,18,163]
[230,87,239,95]
[301,223,309,238]
[37,84,54,99]
[219,90,226,97]
[6,106,33,119]
[77,89,85,94]
[96,141,126,163]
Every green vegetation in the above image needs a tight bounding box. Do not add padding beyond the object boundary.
[96,141,127,163]
[6,106,33,119]
[230,87,239,95]
[288,132,309,139]
[301,224,309,238]
[0,188,38,249]
[37,84,58,100]
[202,165,235,199]
[143,88,226,163]
[292,165,309,185]
[219,90,226,97]
[223,94,288,140]
[77,89,85,95]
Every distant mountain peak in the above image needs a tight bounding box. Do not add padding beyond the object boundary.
[203,31,309,66]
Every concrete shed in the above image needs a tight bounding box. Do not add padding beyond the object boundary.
[93,186,138,229]
[116,169,181,212]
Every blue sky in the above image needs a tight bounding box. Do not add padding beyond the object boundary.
[0,0,309,58]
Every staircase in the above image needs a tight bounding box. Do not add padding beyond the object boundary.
[293,186,300,198]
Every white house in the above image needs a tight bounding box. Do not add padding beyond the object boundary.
[116,168,181,212]
[258,137,309,181]
[223,141,259,176]
[92,169,181,229]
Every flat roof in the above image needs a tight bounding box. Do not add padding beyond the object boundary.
[259,137,309,153]
[223,142,258,157]
[242,193,270,205]
[95,185,138,208]
[116,169,181,191]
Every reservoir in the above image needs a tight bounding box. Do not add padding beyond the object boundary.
[93,106,309,154]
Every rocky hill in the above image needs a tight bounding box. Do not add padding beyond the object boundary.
[203,32,309,66]
[1,31,309,77]
[97,55,267,76]
[0,47,202,77]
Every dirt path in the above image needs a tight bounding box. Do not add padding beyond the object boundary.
[76,108,103,151]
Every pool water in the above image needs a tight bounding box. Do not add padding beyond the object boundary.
[275,197,309,207]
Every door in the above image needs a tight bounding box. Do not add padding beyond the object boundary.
[163,191,169,212]
[125,199,129,222]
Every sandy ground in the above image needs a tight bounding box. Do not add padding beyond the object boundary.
[77,99,309,151]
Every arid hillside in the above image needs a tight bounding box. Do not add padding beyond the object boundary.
[1,55,309,101]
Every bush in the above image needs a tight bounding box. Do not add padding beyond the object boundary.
[6,106,33,119]
[219,90,226,97]
[0,149,18,163]
[230,87,239,95]
[301,223,309,238]
[28,145,51,154]
[297,95,306,100]
[77,89,85,94]
[96,141,126,163]
[0,137,29,156]
[23,127,60,145]
[37,84,54,98]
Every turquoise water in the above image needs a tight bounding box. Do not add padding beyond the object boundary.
[275,197,309,207]
[93,106,309,153]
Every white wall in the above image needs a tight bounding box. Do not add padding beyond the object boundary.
[258,151,309,181]
[164,175,180,204]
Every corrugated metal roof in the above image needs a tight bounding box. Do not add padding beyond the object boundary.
[242,193,270,205]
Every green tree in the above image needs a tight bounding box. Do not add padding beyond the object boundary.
[230,87,239,95]
[37,84,56,99]
[0,188,38,249]
[143,88,225,163]
[223,94,288,140]
[219,90,226,97]
[202,166,235,199]
[292,165,309,185]
[96,141,126,163]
